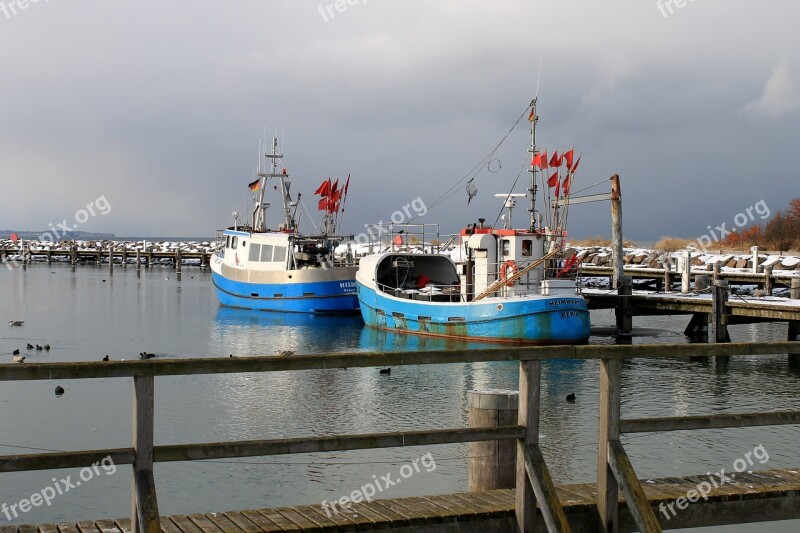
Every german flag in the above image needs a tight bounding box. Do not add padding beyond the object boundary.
[248,178,260,192]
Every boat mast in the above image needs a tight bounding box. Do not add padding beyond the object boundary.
[257,136,295,232]
[527,98,539,232]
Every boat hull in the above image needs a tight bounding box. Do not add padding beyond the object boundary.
[356,282,590,344]
[211,258,359,314]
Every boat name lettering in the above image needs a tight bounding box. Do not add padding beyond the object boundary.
[340,281,357,289]
[561,311,580,318]
[549,299,582,307]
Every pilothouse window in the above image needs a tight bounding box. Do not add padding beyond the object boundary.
[273,246,287,263]
[232,237,238,250]
[260,245,273,262]
[248,243,261,262]
[522,240,532,257]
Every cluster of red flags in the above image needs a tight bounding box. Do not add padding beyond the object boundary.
[531,149,581,197]
[315,175,350,214]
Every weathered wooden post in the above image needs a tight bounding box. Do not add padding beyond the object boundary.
[751,246,760,273]
[616,276,633,337]
[598,356,621,532]
[663,261,672,293]
[146,247,153,269]
[109,247,114,272]
[122,246,128,267]
[136,250,142,273]
[71,245,77,268]
[712,261,721,286]
[515,358,570,532]
[764,266,773,296]
[792,278,800,300]
[711,280,731,343]
[695,275,709,292]
[610,174,624,289]
[132,375,160,533]
[468,390,518,491]
[176,248,182,278]
[681,251,691,294]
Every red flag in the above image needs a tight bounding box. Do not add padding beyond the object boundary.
[563,149,574,170]
[554,179,561,198]
[547,171,559,188]
[549,150,561,168]
[562,175,571,196]
[540,150,548,170]
[314,178,331,197]
[528,108,535,122]
[571,155,581,173]
[318,197,328,211]
[531,153,543,168]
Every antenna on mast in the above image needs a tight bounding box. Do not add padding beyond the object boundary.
[527,98,539,232]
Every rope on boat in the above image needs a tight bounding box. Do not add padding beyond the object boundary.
[473,250,560,302]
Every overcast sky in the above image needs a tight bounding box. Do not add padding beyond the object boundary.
[1,1,798,242]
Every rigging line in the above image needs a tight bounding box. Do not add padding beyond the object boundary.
[299,198,320,233]
[492,154,530,229]
[414,104,532,219]
[569,176,612,197]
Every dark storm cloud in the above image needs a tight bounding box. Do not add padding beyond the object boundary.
[0,0,798,242]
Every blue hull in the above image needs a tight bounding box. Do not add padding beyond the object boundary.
[212,272,360,314]
[356,283,590,344]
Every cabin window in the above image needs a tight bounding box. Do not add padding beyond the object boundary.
[242,241,247,247]
[232,237,238,250]
[522,240,532,257]
[248,243,261,262]
[260,244,273,262]
[273,246,287,263]
[225,236,230,248]
[502,240,510,257]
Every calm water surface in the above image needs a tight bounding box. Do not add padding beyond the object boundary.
[1,264,798,532]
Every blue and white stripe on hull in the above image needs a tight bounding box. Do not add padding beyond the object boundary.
[212,272,359,314]
[356,282,590,344]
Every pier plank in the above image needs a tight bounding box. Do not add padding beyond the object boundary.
[75,523,100,533]
[287,507,336,531]
[352,502,406,524]
[449,492,507,517]
[19,526,40,533]
[221,512,264,533]
[37,524,60,533]
[158,517,183,533]
[369,500,427,526]
[94,519,123,533]
[203,512,245,533]
[238,511,283,533]
[299,506,357,531]
[0,527,17,533]
[56,523,80,533]
[271,508,320,531]
[390,496,457,522]
[254,509,303,531]
[113,519,131,533]
[341,503,388,527]
[185,514,224,533]
[168,515,205,533]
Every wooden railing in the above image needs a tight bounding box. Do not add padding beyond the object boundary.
[2,342,800,533]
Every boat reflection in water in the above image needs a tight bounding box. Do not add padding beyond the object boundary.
[213,307,363,356]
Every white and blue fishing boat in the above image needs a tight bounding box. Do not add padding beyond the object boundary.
[211,137,359,314]
[355,100,591,344]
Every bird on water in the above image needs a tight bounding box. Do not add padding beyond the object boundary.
[12,349,19,356]
[380,368,391,375]
[13,355,25,363]
[26,343,33,350]
[566,393,576,403]
[55,386,65,396]
[36,345,43,351]
[102,355,110,361]
[8,320,24,326]
[44,344,50,351]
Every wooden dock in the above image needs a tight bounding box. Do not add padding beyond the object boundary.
[0,243,212,268]
[2,342,800,533]
[5,466,800,533]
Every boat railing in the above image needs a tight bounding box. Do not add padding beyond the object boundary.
[376,280,465,302]
[366,223,442,254]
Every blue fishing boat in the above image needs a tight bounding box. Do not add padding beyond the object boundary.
[211,137,359,314]
[355,100,591,344]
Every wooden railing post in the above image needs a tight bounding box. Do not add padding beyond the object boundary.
[132,376,160,533]
[597,358,621,532]
[711,281,731,343]
[516,360,540,532]
[516,360,571,532]
[616,276,632,337]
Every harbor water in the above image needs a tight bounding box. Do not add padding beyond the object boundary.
[1,263,799,531]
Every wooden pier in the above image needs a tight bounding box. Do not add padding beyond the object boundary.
[0,243,212,269]
[2,342,800,532]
